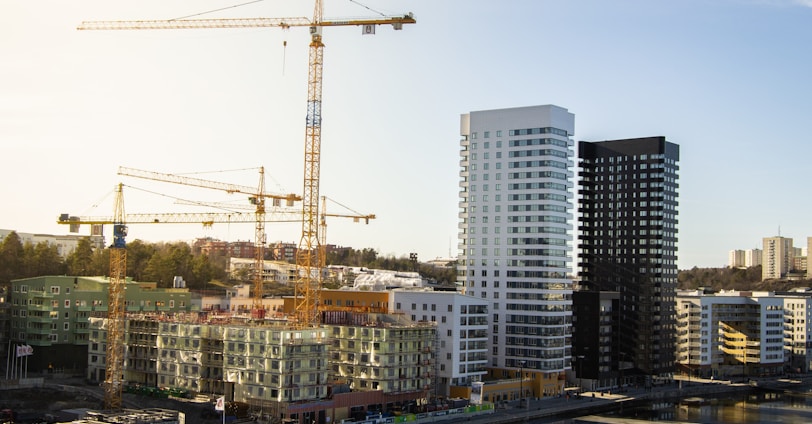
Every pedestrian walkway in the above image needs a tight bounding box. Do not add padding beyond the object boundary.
[460,381,755,424]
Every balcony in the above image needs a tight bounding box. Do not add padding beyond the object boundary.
[28,304,52,313]
[26,326,52,335]
[28,315,53,324]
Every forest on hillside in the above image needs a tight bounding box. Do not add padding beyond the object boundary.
[678,265,812,291]
[0,231,457,290]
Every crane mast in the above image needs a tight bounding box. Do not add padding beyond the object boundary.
[252,168,267,316]
[295,0,325,327]
[105,183,127,410]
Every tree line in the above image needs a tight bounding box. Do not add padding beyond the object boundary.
[0,231,458,290]
[677,265,812,291]
[326,247,457,285]
[0,231,227,289]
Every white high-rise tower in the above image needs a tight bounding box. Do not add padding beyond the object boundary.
[458,105,574,396]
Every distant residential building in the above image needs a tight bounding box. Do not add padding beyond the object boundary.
[228,258,297,284]
[9,275,192,373]
[270,241,297,262]
[779,289,812,373]
[808,238,812,279]
[0,229,104,258]
[745,249,763,267]
[794,256,808,274]
[193,237,257,259]
[762,236,794,280]
[221,283,285,315]
[729,250,746,268]
[677,289,812,377]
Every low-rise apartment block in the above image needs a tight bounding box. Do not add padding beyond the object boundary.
[89,311,435,423]
[9,275,191,372]
[677,289,789,378]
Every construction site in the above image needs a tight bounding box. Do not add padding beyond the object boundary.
[84,308,438,423]
[0,1,475,423]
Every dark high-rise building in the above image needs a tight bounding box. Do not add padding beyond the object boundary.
[577,136,679,386]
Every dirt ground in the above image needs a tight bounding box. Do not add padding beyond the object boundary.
[0,378,224,423]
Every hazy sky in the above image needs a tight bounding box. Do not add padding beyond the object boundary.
[2,0,811,269]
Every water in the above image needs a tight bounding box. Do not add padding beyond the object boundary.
[572,391,812,423]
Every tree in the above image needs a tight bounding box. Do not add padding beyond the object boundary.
[187,254,226,288]
[0,231,24,284]
[143,242,193,287]
[25,242,65,277]
[126,239,156,281]
[66,237,95,276]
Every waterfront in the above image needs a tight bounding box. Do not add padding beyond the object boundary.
[565,391,812,423]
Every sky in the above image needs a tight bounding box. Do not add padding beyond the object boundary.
[2,0,812,270]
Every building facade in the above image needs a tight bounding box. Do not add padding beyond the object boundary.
[9,275,192,372]
[577,136,679,386]
[392,290,489,397]
[0,229,105,258]
[193,237,257,259]
[763,236,794,280]
[676,290,787,378]
[318,287,489,398]
[571,290,620,390]
[458,105,575,394]
[729,250,746,268]
[90,312,434,423]
[746,249,763,268]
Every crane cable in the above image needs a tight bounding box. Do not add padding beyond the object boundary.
[346,0,386,17]
[172,0,266,20]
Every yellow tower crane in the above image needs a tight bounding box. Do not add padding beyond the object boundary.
[117,166,300,317]
[78,1,415,327]
[107,183,127,410]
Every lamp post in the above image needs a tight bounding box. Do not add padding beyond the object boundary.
[518,360,527,421]
[576,355,585,393]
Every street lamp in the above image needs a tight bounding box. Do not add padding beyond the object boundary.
[576,355,585,393]
[518,360,527,421]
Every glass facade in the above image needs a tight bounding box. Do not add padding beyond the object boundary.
[577,137,680,380]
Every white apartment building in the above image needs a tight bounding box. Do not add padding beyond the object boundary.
[729,249,762,268]
[677,290,785,378]
[728,250,745,268]
[745,249,762,267]
[808,237,812,279]
[780,288,812,373]
[391,289,489,397]
[0,229,104,258]
[229,258,297,284]
[763,236,794,280]
[458,105,574,394]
